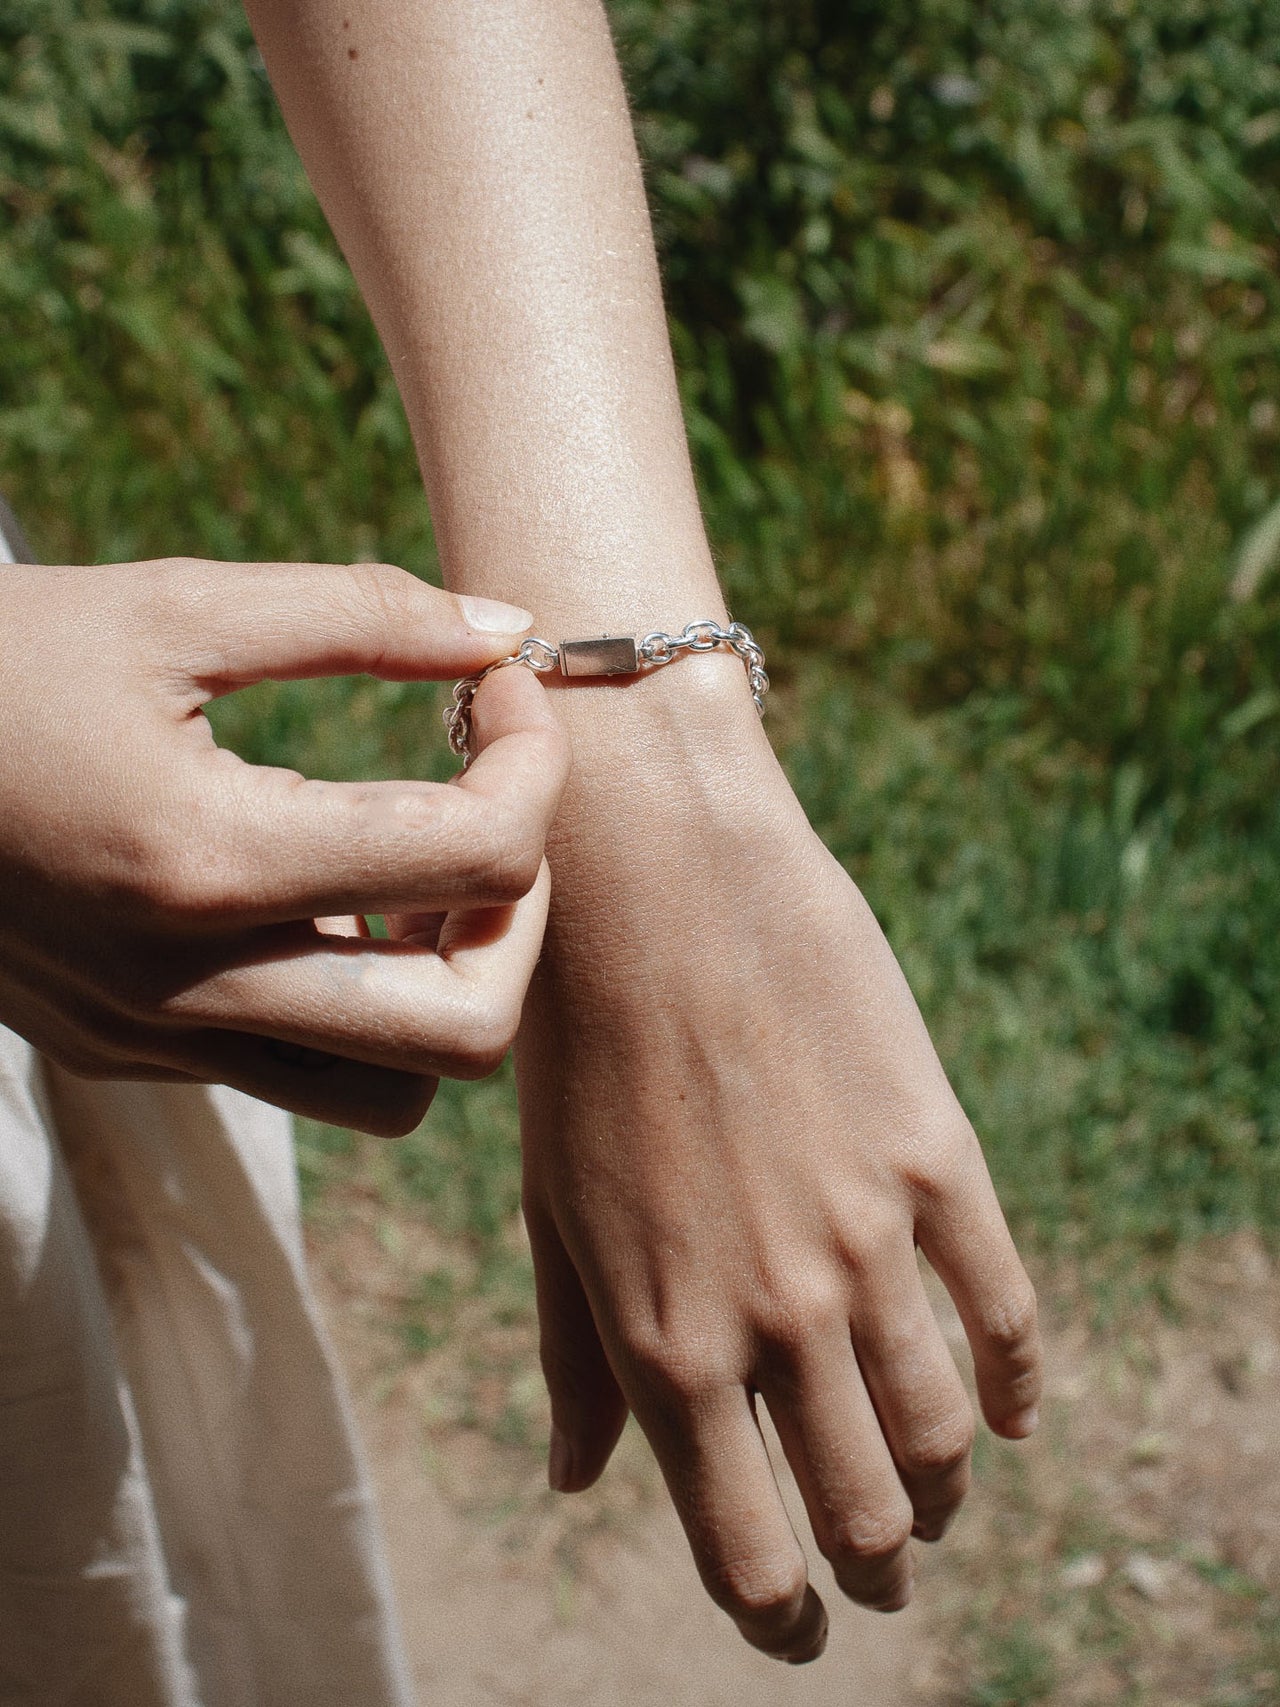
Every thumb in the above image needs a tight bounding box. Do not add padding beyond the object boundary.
[525,1203,629,1494]
[148,558,534,694]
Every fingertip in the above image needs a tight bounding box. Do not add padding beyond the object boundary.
[548,1423,574,1493]
[468,667,571,789]
[778,1586,829,1665]
[548,1449,608,1495]
[973,1322,1043,1441]
[313,913,370,939]
[993,1405,1040,1440]
[546,1400,627,1493]
[912,1515,953,1543]
[868,1567,915,1614]
[783,1598,829,1665]
[469,654,555,729]
[528,1212,629,1495]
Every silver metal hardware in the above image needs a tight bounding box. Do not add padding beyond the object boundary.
[444,619,769,764]
[558,635,639,677]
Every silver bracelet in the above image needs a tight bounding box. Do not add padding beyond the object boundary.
[444,619,769,764]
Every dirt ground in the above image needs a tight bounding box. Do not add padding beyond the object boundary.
[312,1223,1279,1707]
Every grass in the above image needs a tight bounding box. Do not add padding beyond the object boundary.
[6,16,1279,1700]
[2,0,1278,1462]
[966,1620,1057,1707]
[792,679,1280,1266]
[932,1304,1280,1707]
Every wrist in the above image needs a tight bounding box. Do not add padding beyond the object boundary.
[540,645,806,905]
[447,612,775,781]
[551,644,770,770]
[442,607,796,871]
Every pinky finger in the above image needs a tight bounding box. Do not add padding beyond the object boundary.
[314,914,372,938]
[524,1200,628,1493]
[168,1028,439,1138]
[916,1134,1043,1439]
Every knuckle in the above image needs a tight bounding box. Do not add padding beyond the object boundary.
[347,559,416,635]
[902,1115,984,1206]
[701,1553,807,1623]
[119,832,239,924]
[135,553,197,613]
[981,1282,1040,1358]
[437,998,517,1080]
[168,855,238,922]
[626,1341,701,1406]
[753,1276,849,1369]
[833,1209,907,1285]
[129,557,224,651]
[293,561,419,679]
[620,1323,729,1410]
[898,1410,976,1479]
[461,806,543,904]
[824,1504,913,1569]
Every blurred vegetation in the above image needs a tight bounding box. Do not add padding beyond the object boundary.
[1,0,1278,1273]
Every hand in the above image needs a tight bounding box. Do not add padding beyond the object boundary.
[0,557,568,1134]
[517,658,1041,1663]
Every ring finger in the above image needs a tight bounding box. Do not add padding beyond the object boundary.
[758,1337,916,1612]
[849,1251,976,1541]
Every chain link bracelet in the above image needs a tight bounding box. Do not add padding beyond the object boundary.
[444,619,769,764]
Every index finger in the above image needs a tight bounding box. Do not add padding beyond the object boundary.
[141,558,536,692]
[915,1133,1043,1439]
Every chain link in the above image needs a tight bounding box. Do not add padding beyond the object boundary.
[444,620,768,764]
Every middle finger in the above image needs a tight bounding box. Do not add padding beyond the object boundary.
[158,865,552,1078]
[849,1246,976,1542]
[758,1335,916,1612]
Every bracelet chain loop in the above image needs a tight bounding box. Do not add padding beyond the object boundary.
[444,619,768,764]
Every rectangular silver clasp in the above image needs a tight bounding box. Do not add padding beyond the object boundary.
[557,635,639,678]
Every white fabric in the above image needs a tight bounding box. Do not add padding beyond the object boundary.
[0,1023,414,1707]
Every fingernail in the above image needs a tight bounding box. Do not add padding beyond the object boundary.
[1004,1405,1040,1437]
[872,1574,914,1614]
[782,1589,827,1664]
[912,1518,948,1543]
[781,1618,832,1659]
[458,594,534,633]
[785,1632,828,1666]
[547,1424,573,1493]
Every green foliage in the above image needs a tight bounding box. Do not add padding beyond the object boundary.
[0,0,431,569]
[965,1616,1057,1707]
[793,681,1280,1257]
[613,0,1280,777]
[2,0,1279,1274]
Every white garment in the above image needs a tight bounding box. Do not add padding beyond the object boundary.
[0,1023,414,1707]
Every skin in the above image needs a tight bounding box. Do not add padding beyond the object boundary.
[2,0,1043,1665]
[0,558,569,1135]
[244,0,1043,1663]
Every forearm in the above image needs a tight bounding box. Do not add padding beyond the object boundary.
[245,0,722,635]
